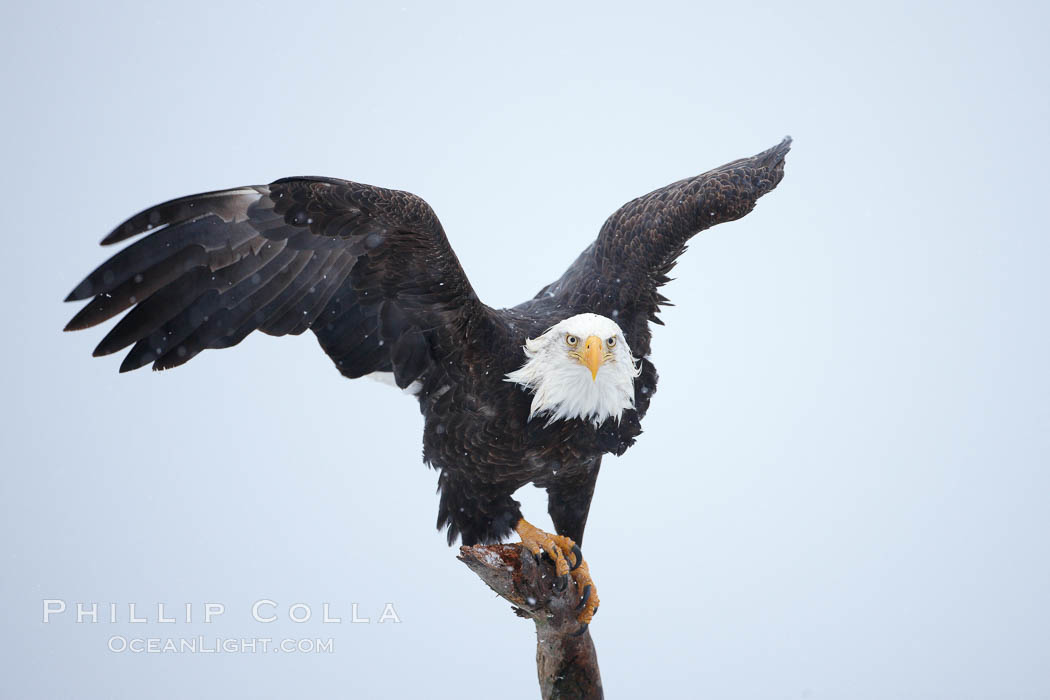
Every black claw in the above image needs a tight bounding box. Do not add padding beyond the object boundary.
[554,574,569,592]
[571,623,589,637]
[576,584,592,611]
[570,544,583,571]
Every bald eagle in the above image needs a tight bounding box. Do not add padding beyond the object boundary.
[65,138,791,631]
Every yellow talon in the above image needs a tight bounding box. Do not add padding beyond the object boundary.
[515,518,599,624]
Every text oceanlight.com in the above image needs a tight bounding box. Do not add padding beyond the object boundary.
[107,636,334,654]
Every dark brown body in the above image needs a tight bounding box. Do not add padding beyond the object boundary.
[422,307,657,545]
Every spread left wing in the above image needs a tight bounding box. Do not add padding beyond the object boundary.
[65,177,491,390]
[533,137,791,356]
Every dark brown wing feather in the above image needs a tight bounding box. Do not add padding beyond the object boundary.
[65,178,490,388]
[533,137,792,357]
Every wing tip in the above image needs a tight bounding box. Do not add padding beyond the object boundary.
[763,135,793,163]
[750,136,792,189]
[100,216,148,246]
[65,282,93,302]
[100,229,129,246]
[118,353,146,372]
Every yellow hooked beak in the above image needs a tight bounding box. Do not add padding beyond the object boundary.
[581,335,603,381]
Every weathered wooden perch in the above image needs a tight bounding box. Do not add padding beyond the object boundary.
[458,544,603,700]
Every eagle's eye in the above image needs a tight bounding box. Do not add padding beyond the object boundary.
[565,334,579,347]
[606,336,617,348]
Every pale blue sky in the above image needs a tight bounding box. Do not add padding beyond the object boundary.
[2,1,1048,698]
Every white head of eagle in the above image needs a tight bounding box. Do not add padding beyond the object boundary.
[505,312,642,427]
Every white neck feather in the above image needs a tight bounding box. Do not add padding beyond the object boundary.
[505,313,641,427]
